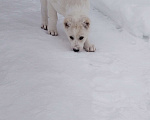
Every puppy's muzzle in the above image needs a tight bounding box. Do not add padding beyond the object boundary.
[73,46,80,52]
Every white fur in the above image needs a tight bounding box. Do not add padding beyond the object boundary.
[40,0,96,52]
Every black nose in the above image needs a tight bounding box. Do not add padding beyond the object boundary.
[73,48,79,52]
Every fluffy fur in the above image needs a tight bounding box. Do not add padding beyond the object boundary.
[40,0,96,52]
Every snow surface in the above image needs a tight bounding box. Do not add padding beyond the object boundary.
[0,0,150,120]
[91,0,150,38]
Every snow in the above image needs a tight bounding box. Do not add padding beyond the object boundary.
[0,0,150,120]
[91,0,150,38]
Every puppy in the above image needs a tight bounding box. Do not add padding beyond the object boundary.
[40,0,96,52]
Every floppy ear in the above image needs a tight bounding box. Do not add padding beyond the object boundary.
[81,17,90,29]
[64,17,72,29]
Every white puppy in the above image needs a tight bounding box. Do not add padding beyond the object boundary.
[40,0,96,52]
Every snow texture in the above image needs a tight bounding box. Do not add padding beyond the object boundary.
[91,0,150,38]
[0,0,150,120]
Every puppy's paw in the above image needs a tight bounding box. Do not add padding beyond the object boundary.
[41,24,48,30]
[84,44,96,52]
[48,30,58,36]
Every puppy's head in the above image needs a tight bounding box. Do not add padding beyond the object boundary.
[64,15,90,52]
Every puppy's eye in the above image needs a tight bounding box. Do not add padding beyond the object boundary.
[79,36,84,40]
[70,36,74,40]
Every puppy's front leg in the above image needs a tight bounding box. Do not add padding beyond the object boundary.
[47,1,58,36]
[84,39,96,52]
[40,0,48,30]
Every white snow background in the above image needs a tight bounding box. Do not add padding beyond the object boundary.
[0,0,150,120]
[91,0,150,38]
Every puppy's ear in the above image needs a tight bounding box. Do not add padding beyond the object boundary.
[81,17,90,29]
[64,17,72,29]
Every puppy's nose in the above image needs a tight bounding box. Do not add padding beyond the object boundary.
[73,48,79,52]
